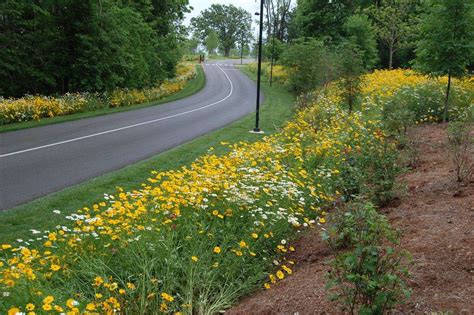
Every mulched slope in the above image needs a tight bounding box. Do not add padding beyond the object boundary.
[228,123,474,314]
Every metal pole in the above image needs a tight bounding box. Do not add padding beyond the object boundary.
[241,32,244,65]
[253,0,264,133]
[269,25,276,87]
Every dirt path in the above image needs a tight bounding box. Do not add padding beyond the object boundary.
[229,124,473,314]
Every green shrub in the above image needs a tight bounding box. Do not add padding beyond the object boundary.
[447,121,473,183]
[325,202,411,314]
[280,38,338,93]
[338,138,400,207]
[381,98,416,138]
[322,202,395,250]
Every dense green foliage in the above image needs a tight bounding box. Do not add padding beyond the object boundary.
[205,30,219,55]
[343,14,378,70]
[415,0,473,78]
[288,0,435,69]
[280,39,338,93]
[0,0,190,98]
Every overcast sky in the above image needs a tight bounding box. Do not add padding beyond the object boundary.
[184,0,261,27]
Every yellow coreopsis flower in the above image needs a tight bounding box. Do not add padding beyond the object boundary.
[93,276,104,287]
[213,246,221,254]
[86,303,96,311]
[66,299,78,309]
[26,304,35,311]
[161,292,174,302]
[276,270,285,279]
[43,296,54,305]
[42,304,53,311]
[8,307,21,315]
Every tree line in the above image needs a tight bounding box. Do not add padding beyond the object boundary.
[0,0,190,98]
[188,0,472,76]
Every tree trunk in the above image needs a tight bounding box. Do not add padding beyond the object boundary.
[388,44,393,70]
[443,71,452,123]
[224,47,230,57]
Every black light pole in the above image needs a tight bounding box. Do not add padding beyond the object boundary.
[269,24,276,87]
[252,0,265,134]
[240,32,244,65]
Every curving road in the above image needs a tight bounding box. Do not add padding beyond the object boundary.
[0,60,259,210]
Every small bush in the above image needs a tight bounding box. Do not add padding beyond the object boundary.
[280,38,339,93]
[447,121,473,183]
[325,203,411,314]
[322,202,395,250]
[381,98,416,138]
[338,137,400,207]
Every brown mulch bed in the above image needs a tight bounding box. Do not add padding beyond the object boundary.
[228,124,473,314]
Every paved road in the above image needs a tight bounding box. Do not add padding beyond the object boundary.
[0,60,259,210]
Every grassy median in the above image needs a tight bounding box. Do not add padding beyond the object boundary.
[0,69,295,243]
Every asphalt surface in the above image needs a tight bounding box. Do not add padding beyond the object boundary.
[0,60,259,210]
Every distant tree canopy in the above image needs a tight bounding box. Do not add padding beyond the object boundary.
[0,0,190,98]
[191,4,252,57]
[289,0,428,69]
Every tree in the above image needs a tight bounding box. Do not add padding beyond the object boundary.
[205,30,219,55]
[280,38,339,93]
[185,36,200,54]
[337,41,365,114]
[0,0,190,97]
[71,3,159,92]
[191,4,252,57]
[264,0,293,41]
[365,2,416,69]
[414,0,474,122]
[0,1,58,96]
[293,0,360,40]
[343,14,378,70]
[263,36,285,63]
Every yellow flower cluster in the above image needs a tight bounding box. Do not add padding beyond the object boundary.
[361,69,473,122]
[109,63,196,108]
[246,62,289,84]
[361,69,430,101]
[2,69,462,313]
[0,64,197,125]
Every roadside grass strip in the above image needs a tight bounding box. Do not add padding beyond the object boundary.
[1,70,472,314]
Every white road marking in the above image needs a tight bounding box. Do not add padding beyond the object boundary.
[0,65,234,158]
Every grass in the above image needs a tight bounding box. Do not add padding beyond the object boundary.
[0,65,206,133]
[0,69,295,243]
